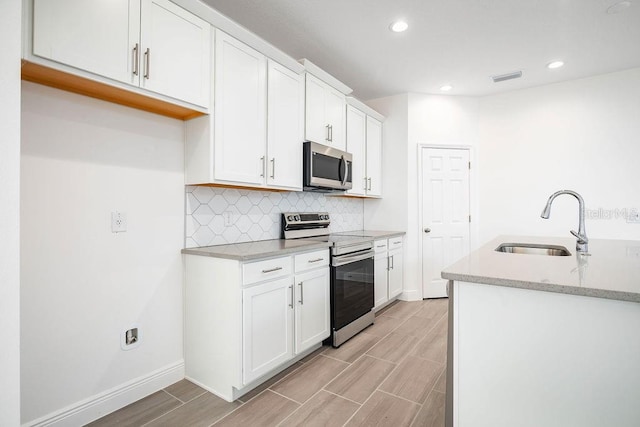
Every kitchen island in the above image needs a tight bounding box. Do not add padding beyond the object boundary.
[442,236,640,427]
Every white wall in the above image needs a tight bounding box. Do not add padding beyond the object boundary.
[0,0,22,425]
[21,83,185,424]
[365,93,480,300]
[478,67,640,244]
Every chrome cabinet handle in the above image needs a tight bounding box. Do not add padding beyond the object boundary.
[270,158,275,179]
[132,43,139,76]
[391,255,395,270]
[261,266,282,273]
[308,258,324,263]
[143,48,150,79]
[289,285,294,308]
[376,244,386,248]
[368,178,372,191]
[298,282,304,305]
[329,125,333,142]
[260,156,265,177]
[326,124,330,141]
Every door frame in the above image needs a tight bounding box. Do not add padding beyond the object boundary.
[417,144,478,299]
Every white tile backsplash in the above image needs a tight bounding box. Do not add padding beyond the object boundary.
[185,187,364,247]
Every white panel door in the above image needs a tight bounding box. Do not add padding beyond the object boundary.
[304,74,328,144]
[242,277,293,385]
[325,87,346,150]
[267,60,304,190]
[294,268,330,354]
[33,0,140,86]
[388,248,404,299]
[346,106,366,196]
[374,252,389,309]
[214,30,266,185]
[140,0,210,107]
[366,117,383,197]
[422,147,470,298]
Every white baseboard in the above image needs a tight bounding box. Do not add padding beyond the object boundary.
[400,289,422,301]
[23,361,185,427]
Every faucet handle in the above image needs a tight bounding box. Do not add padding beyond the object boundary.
[570,230,588,243]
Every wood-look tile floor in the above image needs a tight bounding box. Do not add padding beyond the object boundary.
[88,298,448,427]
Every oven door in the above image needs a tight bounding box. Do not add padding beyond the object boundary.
[331,251,374,330]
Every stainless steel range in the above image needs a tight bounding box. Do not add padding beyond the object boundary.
[282,213,375,347]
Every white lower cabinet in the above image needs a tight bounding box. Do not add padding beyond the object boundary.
[242,277,293,384]
[294,268,330,354]
[184,248,330,402]
[373,236,404,310]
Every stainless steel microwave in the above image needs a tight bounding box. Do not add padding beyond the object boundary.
[303,141,353,192]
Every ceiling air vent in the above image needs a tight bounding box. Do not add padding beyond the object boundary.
[491,71,522,83]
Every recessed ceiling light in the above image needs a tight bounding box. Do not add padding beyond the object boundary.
[607,1,632,14]
[389,20,408,32]
[440,85,453,92]
[547,61,565,69]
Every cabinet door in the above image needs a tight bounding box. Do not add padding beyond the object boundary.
[214,30,267,185]
[374,252,389,309]
[33,0,140,86]
[294,268,330,354]
[346,106,367,196]
[366,116,383,197]
[325,87,347,150]
[305,74,329,144]
[388,248,403,299]
[243,277,293,385]
[140,0,211,107]
[267,61,304,190]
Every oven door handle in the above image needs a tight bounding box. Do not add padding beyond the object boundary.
[332,250,374,267]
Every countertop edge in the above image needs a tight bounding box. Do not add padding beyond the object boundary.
[181,241,333,261]
[442,271,640,304]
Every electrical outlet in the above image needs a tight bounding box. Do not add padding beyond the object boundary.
[111,211,127,233]
[121,326,141,350]
[223,211,233,226]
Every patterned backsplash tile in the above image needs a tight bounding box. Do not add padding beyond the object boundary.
[185,187,364,248]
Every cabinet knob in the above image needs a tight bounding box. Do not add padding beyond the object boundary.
[424,228,431,233]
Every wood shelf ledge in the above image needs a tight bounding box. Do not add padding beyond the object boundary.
[21,61,206,121]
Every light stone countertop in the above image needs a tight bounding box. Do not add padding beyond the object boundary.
[442,235,640,303]
[182,239,332,261]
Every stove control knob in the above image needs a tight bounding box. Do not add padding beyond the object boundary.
[295,215,301,221]
[287,215,295,221]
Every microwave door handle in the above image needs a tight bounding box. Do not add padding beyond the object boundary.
[340,155,348,187]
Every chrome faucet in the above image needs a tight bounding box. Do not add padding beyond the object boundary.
[541,190,589,253]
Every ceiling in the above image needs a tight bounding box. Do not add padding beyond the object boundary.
[202,0,640,100]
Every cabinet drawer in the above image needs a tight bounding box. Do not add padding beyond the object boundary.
[388,237,403,249]
[243,256,292,285]
[374,239,388,253]
[295,249,329,273]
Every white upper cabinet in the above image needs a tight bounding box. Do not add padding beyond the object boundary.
[346,105,367,196]
[33,0,140,85]
[345,99,384,198]
[31,0,211,108]
[214,30,267,185]
[186,31,305,190]
[366,116,383,197]
[139,0,211,107]
[304,73,346,150]
[267,60,304,190]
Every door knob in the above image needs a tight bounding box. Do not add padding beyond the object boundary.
[424,228,431,233]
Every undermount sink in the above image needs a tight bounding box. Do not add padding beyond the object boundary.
[495,243,571,256]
